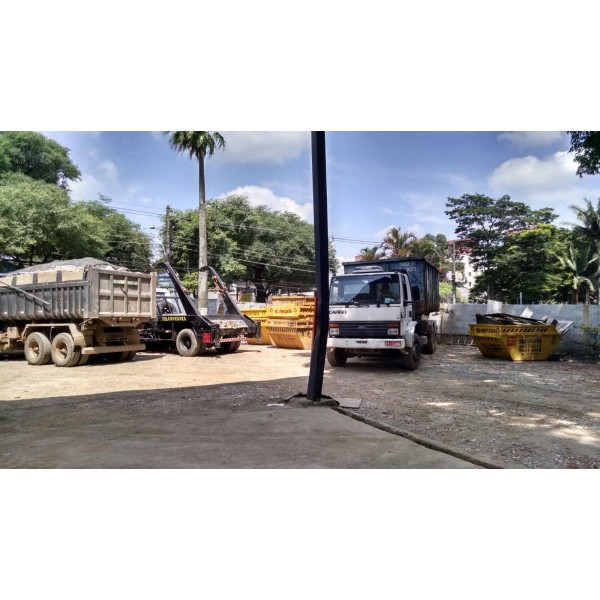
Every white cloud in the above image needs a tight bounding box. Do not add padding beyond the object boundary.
[221,185,313,222]
[69,173,104,200]
[497,131,564,148]
[489,151,577,194]
[218,132,310,164]
[488,151,600,225]
[100,160,119,183]
[374,223,424,240]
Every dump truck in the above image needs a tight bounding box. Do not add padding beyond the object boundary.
[327,257,440,370]
[138,262,260,356]
[0,258,156,367]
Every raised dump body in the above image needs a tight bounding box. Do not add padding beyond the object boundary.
[0,259,156,367]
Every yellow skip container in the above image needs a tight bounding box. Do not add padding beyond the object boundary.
[468,323,561,361]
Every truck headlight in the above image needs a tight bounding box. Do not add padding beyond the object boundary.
[387,324,399,336]
[329,323,340,336]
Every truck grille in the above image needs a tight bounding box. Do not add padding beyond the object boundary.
[338,322,390,338]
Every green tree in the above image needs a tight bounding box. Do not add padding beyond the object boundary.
[471,225,568,304]
[161,195,337,301]
[445,193,557,296]
[568,131,600,177]
[358,246,381,261]
[558,243,600,304]
[567,198,600,247]
[164,131,226,310]
[0,131,81,189]
[380,226,417,257]
[0,173,107,267]
[409,233,450,271]
[78,195,153,272]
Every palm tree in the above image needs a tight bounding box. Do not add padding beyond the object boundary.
[558,244,600,304]
[381,226,417,257]
[358,245,381,261]
[164,132,226,309]
[568,198,600,246]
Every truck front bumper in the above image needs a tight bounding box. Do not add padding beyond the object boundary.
[327,337,406,350]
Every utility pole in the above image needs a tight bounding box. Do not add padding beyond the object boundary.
[306,132,329,401]
[165,205,171,262]
[451,241,457,304]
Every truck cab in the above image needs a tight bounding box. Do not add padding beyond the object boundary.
[327,262,437,370]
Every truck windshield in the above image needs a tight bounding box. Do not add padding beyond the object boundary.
[330,274,401,305]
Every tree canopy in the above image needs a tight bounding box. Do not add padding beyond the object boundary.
[445,193,557,273]
[0,133,152,272]
[0,131,81,189]
[568,131,600,177]
[161,194,338,301]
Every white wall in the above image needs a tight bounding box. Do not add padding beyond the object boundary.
[434,302,600,356]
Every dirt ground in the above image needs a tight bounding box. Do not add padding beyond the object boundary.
[1,343,599,468]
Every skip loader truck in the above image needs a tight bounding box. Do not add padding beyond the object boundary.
[139,262,260,356]
[327,257,439,370]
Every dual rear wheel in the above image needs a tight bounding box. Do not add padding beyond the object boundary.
[24,332,83,367]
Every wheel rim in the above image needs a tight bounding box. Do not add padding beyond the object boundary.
[30,340,42,358]
[55,340,69,360]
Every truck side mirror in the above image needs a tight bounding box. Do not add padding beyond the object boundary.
[411,285,420,300]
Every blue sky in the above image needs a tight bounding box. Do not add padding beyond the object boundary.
[42,131,600,267]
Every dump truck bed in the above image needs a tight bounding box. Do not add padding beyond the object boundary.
[0,266,156,325]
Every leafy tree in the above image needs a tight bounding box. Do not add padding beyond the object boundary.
[380,226,417,257]
[358,246,382,261]
[0,173,107,267]
[409,233,451,271]
[164,131,226,309]
[558,243,600,304]
[161,195,338,301]
[445,193,557,296]
[568,131,600,177]
[471,225,569,304]
[567,198,600,247]
[77,195,153,272]
[0,131,81,189]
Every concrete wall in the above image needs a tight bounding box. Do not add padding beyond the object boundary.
[433,302,600,356]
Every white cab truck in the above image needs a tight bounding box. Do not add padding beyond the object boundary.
[327,257,440,370]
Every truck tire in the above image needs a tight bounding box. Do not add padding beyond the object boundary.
[401,337,422,371]
[216,341,241,354]
[422,332,436,354]
[176,328,202,357]
[24,332,52,365]
[51,332,82,367]
[326,347,348,367]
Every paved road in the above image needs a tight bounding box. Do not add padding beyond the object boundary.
[0,393,479,468]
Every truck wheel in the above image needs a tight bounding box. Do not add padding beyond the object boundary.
[77,354,90,366]
[326,347,348,367]
[216,341,241,354]
[401,337,422,371]
[176,328,201,357]
[422,333,436,354]
[51,332,82,367]
[24,332,52,365]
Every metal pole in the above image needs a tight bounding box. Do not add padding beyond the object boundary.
[451,241,457,304]
[165,205,171,262]
[306,132,329,401]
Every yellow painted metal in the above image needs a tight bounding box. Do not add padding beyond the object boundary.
[468,324,561,361]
